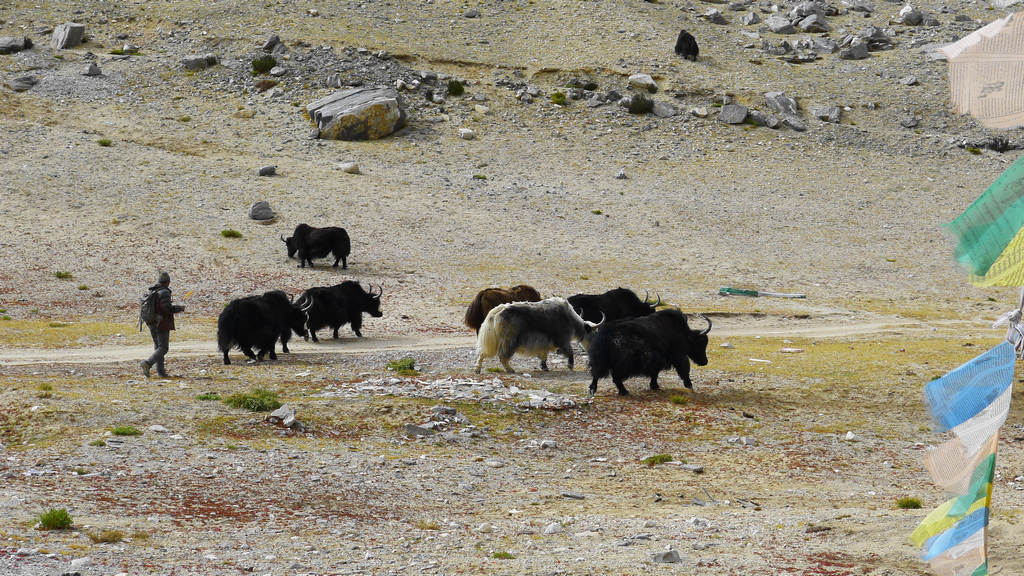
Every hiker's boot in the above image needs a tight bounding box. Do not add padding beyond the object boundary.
[140,361,151,378]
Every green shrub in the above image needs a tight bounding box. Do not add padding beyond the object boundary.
[38,508,73,530]
[196,392,221,401]
[967,147,982,155]
[669,395,688,405]
[447,79,464,96]
[87,528,124,543]
[111,425,142,436]
[77,284,88,290]
[492,551,514,559]
[220,229,242,238]
[89,439,106,447]
[591,209,602,215]
[251,55,277,74]
[224,388,281,412]
[897,497,923,509]
[551,91,567,106]
[642,454,673,467]
[97,138,112,147]
[54,271,72,279]
[178,115,191,122]
[472,174,487,180]
[387,357,419,376]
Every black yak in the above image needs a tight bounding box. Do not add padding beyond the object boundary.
[294,281,383,342]
[217,290,308,365]
[567,287,660,324]
[463,285,542,333]
[474,297,603,373]
[587,309,711,395]
[281,223,351,269]
[675,30,699,61]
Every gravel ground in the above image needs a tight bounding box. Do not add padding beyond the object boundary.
[4,0,1024,574]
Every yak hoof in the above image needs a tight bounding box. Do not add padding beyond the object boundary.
[617,389,630,396]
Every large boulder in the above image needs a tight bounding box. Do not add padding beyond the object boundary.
[0,36,32,55]
[306,87,407,141]
[51,23,85,50]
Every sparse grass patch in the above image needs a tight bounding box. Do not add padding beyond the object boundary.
[111,425,142,436]
[87,528,124,543]
[486,367,504,373]
[89,439,106,447]
[196,392,221,401]
[472,174,487,180]
[220,229,242,238]
[97,138,112,147]
[251,55,277,74]
[967,147,982,155]
[447,79,464,96]
[54,271,72,279]
[492,551,514,559]
[897,497,923,509]
[387,357,419,376]
[48,322,69,328]
[669,395,688,405]
[551,91,567,106]
[38,508,72,530]
[178,115,191,122]
[130,530,150,540]
[591,209,603,215]
[642,454,673,467]
[413,519,440,530]
[224,388,281,412]
[77,284,88,290]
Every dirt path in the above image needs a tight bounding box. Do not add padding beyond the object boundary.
[0,318,967,366]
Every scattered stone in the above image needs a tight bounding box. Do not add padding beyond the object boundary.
[844,0,874,12]
[248,201,275,221]
[780,347,806,353]
[82,63,101,76]
[464,8,480,17]
[718,103,748,124]
[798,14,831,32]
[720,342,734,348]
[476,522,493,533]
[0,36,32,55]
[652,101,676,118]
[764,92,799,116]
[119,44,141,55]
[681,463,705,473]
[562,491,585,500]
[336,161,360,174]
[615,169,627,179]
[628,73,658,94]
[404,423,435,437]
[691,106,709,118]
[181,54,218,71]
[148,425,170,433]
[474,104,489,114]
[839,40,869,59]
[69,557,92,570]
[767,15,796,34]
[741,12,761,25]
[703,9,729,24]
[540,439,558,449]
[747,109,780,128]
[781,115,807,131]
[789,1,824,19]
[269,405,296,428]
[855,26,894,50]
[484,458,505,468]
[258,165,276,177]
[652,550,681,563]
[262,34,282,52]
[458,128,475,140]
[234,108,255,119]
[899,114,919,128]
[307,87,407,141]
[845,431,859,441]
[899,75,918,86]
[810,105,841,123]
[543,522,563,535]
[896,5,922,25]
[269,66,286,77]
[7,76,38,92]
[51,23,85,50]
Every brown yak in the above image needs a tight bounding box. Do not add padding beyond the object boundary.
[463,285,541,333]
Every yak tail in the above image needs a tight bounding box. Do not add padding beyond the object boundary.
[464,292,484,332]
[586,330,611,378]
[216,308,235,353]
[476,305,504,359]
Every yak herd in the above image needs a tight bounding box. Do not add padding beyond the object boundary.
[215,224,713,396]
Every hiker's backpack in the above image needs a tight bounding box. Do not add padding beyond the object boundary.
[139,289,160,330]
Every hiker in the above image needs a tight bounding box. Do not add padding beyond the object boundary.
[140,271,185,378]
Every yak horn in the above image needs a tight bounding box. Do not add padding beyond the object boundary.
[596,311,606,327]
[279,234,287,243]
[299,296,315,312]
[654,291,662,307]
[377,283,384,297]
[643,289,650,304]
[697,313,712,335]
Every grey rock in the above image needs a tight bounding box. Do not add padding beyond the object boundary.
[897,5,922,25]
[857,26,894,50]
[336,161,360,174]
[586,95,605,108]
[741,12,761,24]
[562,491,586,500]
[691,106,710,118]
[7,76,37,92]
[181,53,218,71]
[404,423,435,437]
[628,73,658,94]
[718,103,749,124]
[781,115,807,131]
[681,463,705,473]
[844,0,874,11]
[899,75,918,86]
[899,114,919,128]
[542,522,563,535]
[764,92,799,116]
[922,15,940,26]
[789,1,825,18]
[51,23,85,50]
[767,15,796,33]
[248,201,275,221]
[839,40,869,59]
[82,62,101,76]
[262,34,281,52]
[615,169,627,179]
[458,128,475,140]
[798,14,831,32]
[269,66,286,77]
[306,87,407,141]
[811,36,838,53]
[269,405,296,428]
[810,105,841,123]
[540,439,558,449]
[0,36,32,55]
[484,458,505,468]
[258,165,276,177]
[464,8,480,17]
[148,424,170,433]
[652,101,676,118]
[476,522,493,533]
[703,8,729,24]
[747,109,780,128]
[652,550,681,563]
